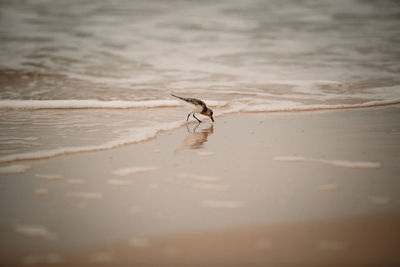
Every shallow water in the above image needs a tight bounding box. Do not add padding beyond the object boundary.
[0,0,400,161]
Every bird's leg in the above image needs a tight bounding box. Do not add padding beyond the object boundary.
[186,112,192,122]
[193,114,202,123]
[194,123,200,132]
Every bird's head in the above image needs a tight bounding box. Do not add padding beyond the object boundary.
[206,108,214,122]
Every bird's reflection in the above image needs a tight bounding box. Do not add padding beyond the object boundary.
[180,122,214,150]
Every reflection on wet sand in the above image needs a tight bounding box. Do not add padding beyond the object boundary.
[180,123,214,150]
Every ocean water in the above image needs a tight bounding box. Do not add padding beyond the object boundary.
[0,0,400,162]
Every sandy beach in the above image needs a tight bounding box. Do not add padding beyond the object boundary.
[0,106,399,266]
[1,0,400,265]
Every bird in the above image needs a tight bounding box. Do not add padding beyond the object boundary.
[171,94,214,123]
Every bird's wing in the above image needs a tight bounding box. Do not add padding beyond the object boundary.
[172,95,205,113]
[186,98,205,106]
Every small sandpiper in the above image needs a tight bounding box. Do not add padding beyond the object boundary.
[171,94,214,123]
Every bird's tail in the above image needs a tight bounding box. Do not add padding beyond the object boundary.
[170,94,184,100]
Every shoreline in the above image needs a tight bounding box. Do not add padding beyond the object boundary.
[0,106,399,266]
[1,103,400,165]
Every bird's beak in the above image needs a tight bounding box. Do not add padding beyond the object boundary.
[211,116,214,122]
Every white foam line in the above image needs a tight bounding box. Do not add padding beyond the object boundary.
[317,159,381,168]
[35,174,64,180]
[0,121,184,163]
[1,98,397,112]
[112,166,159,176]
[35,188,49,196]
[179,173,221,182]
[318,184,339,192]
[66,192,103,200]
[0,164,30,174]
[212,99,400,118]
[273,156,381,169]
[12,223,57,240]
[228,99,400,113]
[197,151,215,157]
[107,179,132,186]
[66,179,85,184]
[0,99,177,109]
[0,99,227,110]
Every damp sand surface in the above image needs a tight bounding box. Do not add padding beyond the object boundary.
[44,213,400,267]
[0,107,400,266]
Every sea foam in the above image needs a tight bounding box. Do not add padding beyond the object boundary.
[0,97,397,113]
[35,174,64,180]
[273,156,381,169]
[12,223,57,240]
[226,98,400,114]
[112,166,159,176]
[0,164,30,174]
[66,192,103,200]
[0,99,227,110]
[0,121,184,163]
[179,173,221,182]
[107,179,132,186]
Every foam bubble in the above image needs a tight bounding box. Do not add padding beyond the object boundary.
[273,156,306,162]
[0,164,30,174]
[35,188,49,196]
[35,174,64,181]
[179,173,221,182]
[273,156,381,169]
[318,184,339,192]
[112,166,159,176]
[13,223,57,240]
[318,159,381,169]
[66,179,85,184]
[66,192,103,200]
[107,179,131,186]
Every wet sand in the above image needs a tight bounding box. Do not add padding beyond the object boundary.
[59,213,400,267]
[0,106,400,266]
